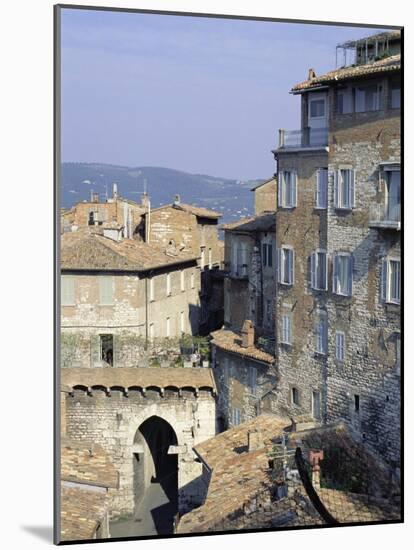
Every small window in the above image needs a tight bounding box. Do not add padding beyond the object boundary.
[149,277,155,301]
[61,275,75,306]
[355,84,382,112]
[99,276,114,305]
[291,387,299,406]
[278,171,297,209]
[311,250,328,291]
[278,247,295,285]
[180,271,185,292]
[335,331,345,362]
[249,367,257,396]
[166,317,171,337]
[262,243,273,267]
[166,273,171,296]
[100,334,114,366]
[310,98,325,118]
[315,312,328,355]
[354,394,360,413]
[333,253,353,296]
[334,169,355,210]
[316,169,328,209]
[312,390,321,420]
[231,408,241,426]
[381,257,401,304]
[281,313,292,345]
[337,87,353,114]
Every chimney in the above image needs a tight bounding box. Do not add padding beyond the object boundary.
[309,449,324,490]
[241,319,254,348]
[113,182,118,200]
[308,68,316,80]
[248,429,263,452]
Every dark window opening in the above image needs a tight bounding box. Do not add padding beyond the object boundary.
[88,211,95,225]
[100,334,114,366]
[292,387,299,406]
[354,394,360,413]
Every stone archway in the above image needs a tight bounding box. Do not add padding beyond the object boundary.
[132,416,179,534]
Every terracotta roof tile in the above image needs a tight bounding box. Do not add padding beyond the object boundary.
[222,212,276,232]
[211,329,275,364]
[60,486,109,541]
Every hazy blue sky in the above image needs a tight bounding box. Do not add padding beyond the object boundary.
[61,8,387,180]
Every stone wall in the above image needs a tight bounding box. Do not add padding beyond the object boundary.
[64,386,217,517]
[254,178,277,215]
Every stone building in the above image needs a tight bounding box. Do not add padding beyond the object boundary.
[273,30,401,466]
[251,176,277,215]
[60,229,202,368]
[211,202,279,428]
[61,367,217,519]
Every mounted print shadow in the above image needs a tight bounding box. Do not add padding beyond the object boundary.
[54,3,402,544]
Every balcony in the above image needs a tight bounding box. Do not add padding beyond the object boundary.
[369,203,401,230]
[278,127,328,150]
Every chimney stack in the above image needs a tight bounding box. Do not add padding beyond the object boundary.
[241,320,254,348]
[308,68,316,80]
[174,194,181,206]
[113,182,118,200]
[248,429,263,452]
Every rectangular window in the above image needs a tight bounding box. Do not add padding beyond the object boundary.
[99,276,114,305]
[61,275,75,306]
[166,317,171,337]
[354,394,360,413]
[337,88,353,114]
[385,170,401,222]
[311,250,328,291]
[281,313,292,345]
[355,84,382,112]
[310,98,325,118]
[291,387,299,406]
[249,368,257,396]
[334,169,355,209]
[100,334,114,366]
[381,258,401,304]
[278,171,297,208]
[391,83,401,109]
[315,313,328,355]
[333,253,353,296]
[316,169,328,209]
[335,331,345,362]
[166,273,171,296]
[278,247,294,285]
[180,270,185,292]
[149,277,155,301]
[231,408,241,426]
[312,391,321,420]
[262,243,273,267]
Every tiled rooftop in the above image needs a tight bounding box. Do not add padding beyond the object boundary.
[211,328,275,364]
[61,230,198,272]
[292,53,401,92]
[222,212,276,233]
[149,203,222,219]
[60,486,109,541]
[61,366,217,393]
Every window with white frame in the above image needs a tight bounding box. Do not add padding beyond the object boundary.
[262,242,273,267]
[311,250,328,291]
[316,169,328,208]
[61,275,75,306]
[335,331,345,362]
[231,408,241,426]
[281,313,292,345]
[381,257,401,304]
[99,276,114,305]
[180,270,185,292]
[312,390,321,420]
[334,169,355,209]
[278,171,297,208]
[333,253,353,296]
[149,277,155,301]
[278,247,294,285]
[355,84,383,112]
[166,273,171,296]
[315,311,328,355]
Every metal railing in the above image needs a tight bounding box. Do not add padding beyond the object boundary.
[278,127,328,149]
[369,203,401,229]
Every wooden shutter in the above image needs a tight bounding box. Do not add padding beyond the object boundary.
[332,255,338,294]
[278,172,283,208]
[350,170,356,208]
[324,252,328,290]
[321,169,328,208]
[289,249,295,285]
[311,252,316,289]
[277,248,282,283]
[333,170,339,208]
[348,255,353,296]
[292,172,297,207]
[381,258,388,302]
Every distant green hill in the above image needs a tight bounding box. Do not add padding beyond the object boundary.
[61,163,265,224]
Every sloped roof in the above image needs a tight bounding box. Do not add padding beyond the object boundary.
[250,176,276,191]
[61,486,109,541]
[148,202,222,219]
[211,328,275,364]
[61,438,119,489]
[61,366,217,393]
[61,230,198,272]
[222,212,276,233]
[292,53,401,92]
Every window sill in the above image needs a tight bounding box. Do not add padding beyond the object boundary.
[334,206,353,212]
[279,282,294,287]
[278,206,296,210]
[314,351,327,358]
[333,292,352,298]
[314,206,327,211]
[311,286,327,292]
